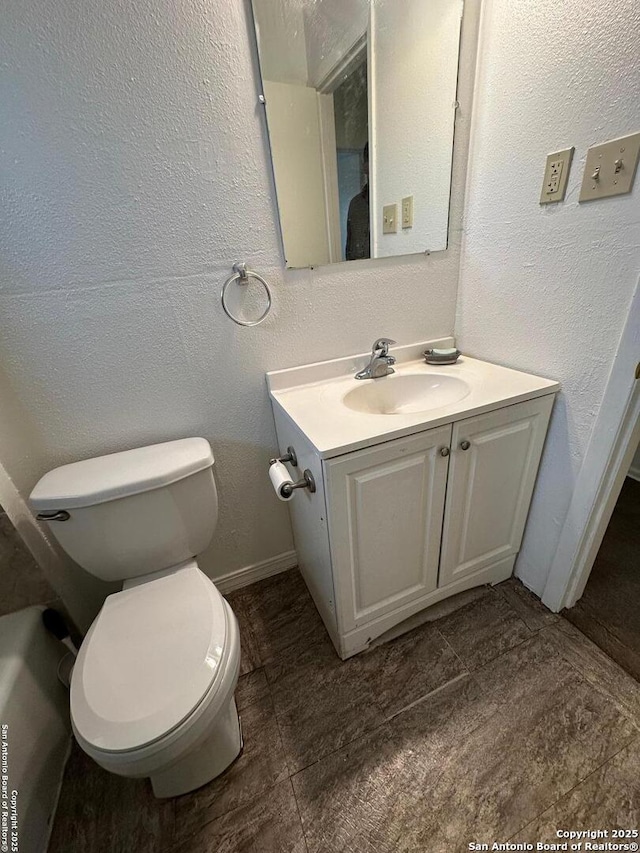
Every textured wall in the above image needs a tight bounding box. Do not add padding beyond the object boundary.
[457,0,640,594]
[304,0,369,87]
[0,0,478,623]
[0,505,56,617]
[0,372,110,629]
[251,0,308,85]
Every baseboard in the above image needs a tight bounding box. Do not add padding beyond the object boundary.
[214,550,298,594]
[628,465,640,483]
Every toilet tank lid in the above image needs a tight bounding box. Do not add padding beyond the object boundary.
[29,438,214,510]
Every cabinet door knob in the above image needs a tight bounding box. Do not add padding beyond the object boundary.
[460,440,471,451]
[439,446,450,457]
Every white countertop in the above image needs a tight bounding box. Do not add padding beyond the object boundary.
[267,341,560,459]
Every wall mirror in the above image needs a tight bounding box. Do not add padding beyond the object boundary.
[251,0,464,269]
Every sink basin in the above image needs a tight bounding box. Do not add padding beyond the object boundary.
[342,373,470,415]
[268,344,560,457]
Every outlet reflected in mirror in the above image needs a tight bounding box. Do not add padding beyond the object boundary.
[250,0,464,269]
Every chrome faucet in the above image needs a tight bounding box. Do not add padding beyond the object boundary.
[355,338,397,380]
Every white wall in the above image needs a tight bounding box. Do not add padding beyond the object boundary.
[263,81,331,268]
[0,0,479,626]
[0,371,113,630]
[457,0,640,595]
[251,0,308,85]
[371,0,463,257]
[251,0,368,89]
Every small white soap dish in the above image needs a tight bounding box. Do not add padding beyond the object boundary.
[423,347,461,365]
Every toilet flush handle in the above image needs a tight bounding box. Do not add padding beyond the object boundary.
[36,510,70,522]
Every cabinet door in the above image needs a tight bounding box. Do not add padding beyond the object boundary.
[439,396,554,587]
[325,425,452,632]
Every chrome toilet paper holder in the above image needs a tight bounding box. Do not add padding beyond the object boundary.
[280,469,316,498]
[269,447,316,497]
[270,446,298,467]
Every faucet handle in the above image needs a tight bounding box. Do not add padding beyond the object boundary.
[372,338,396,356]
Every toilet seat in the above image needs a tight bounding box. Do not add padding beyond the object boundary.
[71,561,232,754]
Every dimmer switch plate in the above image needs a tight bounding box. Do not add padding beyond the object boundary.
[540,147,574,203]
[383,203,398,234]
[579,132,640,202]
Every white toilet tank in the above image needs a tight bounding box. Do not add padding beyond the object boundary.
[29,438,218,582]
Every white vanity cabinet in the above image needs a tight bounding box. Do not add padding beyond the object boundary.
[267,345,559,659]
[272,393,555,659]
[438,397,554,588]
[325,425,451,635]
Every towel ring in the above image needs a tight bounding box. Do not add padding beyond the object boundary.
[221,262,272,327]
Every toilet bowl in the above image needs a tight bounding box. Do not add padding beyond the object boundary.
[30,438,243,798]
[70,560,242,796]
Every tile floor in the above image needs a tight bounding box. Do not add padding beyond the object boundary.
[48,571,640,853]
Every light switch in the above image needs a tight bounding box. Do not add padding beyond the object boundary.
[383,203,398,234]
[579,132,640,202]
[540,147,574,203]
[402,196,414,228]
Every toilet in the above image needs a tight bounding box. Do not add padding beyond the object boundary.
[29,438,242,798]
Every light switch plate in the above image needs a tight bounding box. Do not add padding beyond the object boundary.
[383,203,398,234]
[540,147,574,203]
[579,132,640,202]
[402,196,414,228]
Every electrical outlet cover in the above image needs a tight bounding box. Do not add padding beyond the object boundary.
[402,196,414,228]
[540,147,574,204]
